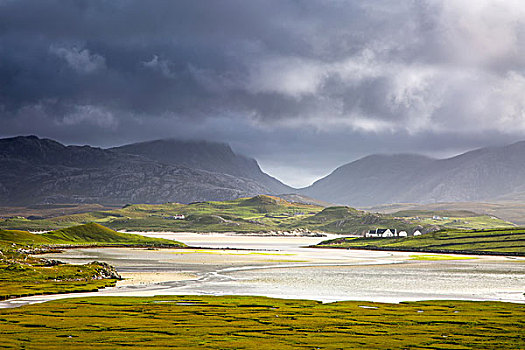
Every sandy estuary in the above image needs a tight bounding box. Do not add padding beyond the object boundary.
[1,232,524,308]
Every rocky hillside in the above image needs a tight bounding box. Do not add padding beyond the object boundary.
[0,136,281,205]
[112,139,291,194]
[301,141,525,207]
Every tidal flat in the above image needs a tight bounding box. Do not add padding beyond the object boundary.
[2,232,522,309]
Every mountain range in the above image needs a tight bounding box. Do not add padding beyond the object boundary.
[2,135,525,208]
[301,141,525,206]
[0,136,290,205]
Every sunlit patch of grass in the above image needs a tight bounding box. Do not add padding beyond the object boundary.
[169,249,295,256]
[409,254,477,261]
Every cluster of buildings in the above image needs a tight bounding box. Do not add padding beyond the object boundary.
[365,228,422,238]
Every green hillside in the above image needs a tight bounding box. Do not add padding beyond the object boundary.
[316,228,525,255]
[43,223,184,246]
[0,229,51,245]
[0,223,185,247]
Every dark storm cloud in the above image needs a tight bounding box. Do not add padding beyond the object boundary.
[1,0,525,186]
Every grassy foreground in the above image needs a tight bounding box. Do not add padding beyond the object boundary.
[317,228,525,255]
[0,295,523,349]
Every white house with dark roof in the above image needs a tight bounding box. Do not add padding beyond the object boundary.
[366,228,398,238]
[365,228,423,238]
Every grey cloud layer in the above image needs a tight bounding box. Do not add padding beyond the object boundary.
[1,0,525,186]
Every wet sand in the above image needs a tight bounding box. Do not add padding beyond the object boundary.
[1,232,523,308]
[117,272,198,286]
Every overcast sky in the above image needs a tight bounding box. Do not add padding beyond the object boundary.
[2,0,525,187]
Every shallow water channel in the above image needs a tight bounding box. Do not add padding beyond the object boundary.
[1,232,524,308]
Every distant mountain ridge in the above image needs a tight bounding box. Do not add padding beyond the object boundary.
[301,141,525,207]
[0,136,289,205]
[4,135,525,208]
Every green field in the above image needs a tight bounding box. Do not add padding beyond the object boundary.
[317,228,525,255]
[0,295,523,349]
[0,195,513,235]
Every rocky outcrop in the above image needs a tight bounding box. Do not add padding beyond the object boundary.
[89,261,121,280]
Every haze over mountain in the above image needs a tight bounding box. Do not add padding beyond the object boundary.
[0,136,288,206]
[301,141,525,207]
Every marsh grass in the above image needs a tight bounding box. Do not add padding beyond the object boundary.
[0,295,523,349]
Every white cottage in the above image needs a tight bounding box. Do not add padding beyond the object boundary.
[377,228,394,237]
[366,228,398,238]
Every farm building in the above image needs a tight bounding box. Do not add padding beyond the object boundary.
[365,229,415,238]
[366,228,397,237]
